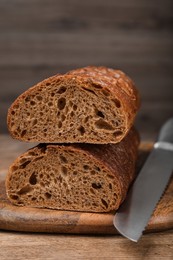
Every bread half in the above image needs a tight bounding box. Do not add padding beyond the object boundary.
[7,66,140,143]
[6,128,139,213]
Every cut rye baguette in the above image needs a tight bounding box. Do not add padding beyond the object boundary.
[6,128,139,213]
[7,66,140,143]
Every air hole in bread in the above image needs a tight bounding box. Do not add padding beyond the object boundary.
[58,121,62,128]
[59,155,68,164]
[29,172,37,185]
[95,166,101,172]
[40,181,45,187]
[112,98,121,108]
[95,119,114,131]
[57,97,66,110]
[61,166,68,178]
[19,159,31,169]
[92,183,102,189]
[25,97,30,102]
[69,101,73,107]
[78,126,85,135]
[61,114,66,121]
[45,192,52,199]
[30,101,36,106]
[101,198,108,209]
[38,195,43,201]
[11,165,18,172]
[113,130,123,137]
[10,195,19,200]
[83,165,89,171]
[32,119,37,126]
[48,102,53,107]
[18,184,33,195]
[33,156,44,162]
[82,87,97,96]
[40,173,43,179]
[21,130,27,138]
[13,131,18,136]
[11,110,15,115]
[70,111,74,117]
[109,183,112,190]
[36,95,43,101]
[92,83,102,89]
[62,182,67,188]
[10,122,15,128]
[91,170,96,175]
[57,86,67,94]
[84,116,89,123]
[20,158,28,164]
[13,104,19,110]
[28,151,36,156]
[113,193,118,199]
[90,188,95,195]
[73,104,77,111]
[102,89,110,96]
[40,146,47,154]
[107,174,114,179]
[46,82,51,86]
[95,109,104,118]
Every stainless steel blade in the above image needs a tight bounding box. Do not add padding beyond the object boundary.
[113,118,173,242]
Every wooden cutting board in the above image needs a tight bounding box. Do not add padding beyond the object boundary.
[0,142,173,235]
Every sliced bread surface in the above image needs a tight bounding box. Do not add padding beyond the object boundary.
[6,128,139,213]
[7,66,140,143]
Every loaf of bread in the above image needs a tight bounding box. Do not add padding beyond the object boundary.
[6,128,139,213]
[7,66,140,143]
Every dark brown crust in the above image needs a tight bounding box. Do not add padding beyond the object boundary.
[6,127,139,212]
[7,66,140,143]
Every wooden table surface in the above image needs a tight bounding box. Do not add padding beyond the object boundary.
[0,230,173,260]
[0,135,173,259]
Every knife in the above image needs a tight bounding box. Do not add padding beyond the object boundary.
[113,117,173,242]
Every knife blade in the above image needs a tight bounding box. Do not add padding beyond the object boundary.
[113,117,173,242]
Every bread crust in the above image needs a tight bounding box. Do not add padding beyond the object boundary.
[7,66,140,143]
[5,128,139,213]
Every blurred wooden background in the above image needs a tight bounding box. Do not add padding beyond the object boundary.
[0,0,172,140]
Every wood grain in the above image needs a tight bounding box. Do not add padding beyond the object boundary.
[0,230,172,260]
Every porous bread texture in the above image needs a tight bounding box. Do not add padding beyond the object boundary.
[6,128,139,213]
[7,66,140,143]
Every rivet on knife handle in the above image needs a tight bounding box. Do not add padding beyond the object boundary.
[113,117,173,242]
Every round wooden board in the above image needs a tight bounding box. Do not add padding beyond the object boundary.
[0,142,173,235]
